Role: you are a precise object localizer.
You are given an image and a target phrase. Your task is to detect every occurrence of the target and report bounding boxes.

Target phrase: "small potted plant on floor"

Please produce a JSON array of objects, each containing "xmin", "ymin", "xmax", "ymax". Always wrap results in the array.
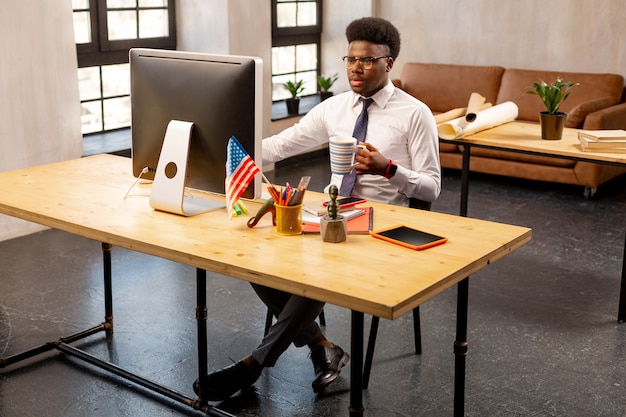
[
  {"xmin": 317, "ymin": 73, "xmax": 338, "ymax": 101},
  {"xmin": 526, "ymin": 77, "xmax": 579, "ymax": 140},
  {"xmin": 282, "ymin": 79, "xmax": 305, "ymax": 115}
]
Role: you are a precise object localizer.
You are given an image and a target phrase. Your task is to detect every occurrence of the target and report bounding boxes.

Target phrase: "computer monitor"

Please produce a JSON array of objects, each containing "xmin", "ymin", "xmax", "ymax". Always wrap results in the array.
[{"xmin": 129, "ymin": 48, "xmax": 263, "ymax": 214}]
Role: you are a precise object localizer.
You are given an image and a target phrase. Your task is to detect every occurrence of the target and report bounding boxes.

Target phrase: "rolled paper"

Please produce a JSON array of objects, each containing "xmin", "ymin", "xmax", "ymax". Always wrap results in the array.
[
  {"xmin": 438, "ymin": 101, "xmax": 519, "ymax": 140},
  {"xmin": 434, "ymin": 102, "xmax": 493, "ymax": 125},
  {"xmin": 465, "ymin": 92, "xmax": 486, "ymax": 122},
  {"xmin": 434, "ymin": 107, "xmax": 467, "ymax": 124}
]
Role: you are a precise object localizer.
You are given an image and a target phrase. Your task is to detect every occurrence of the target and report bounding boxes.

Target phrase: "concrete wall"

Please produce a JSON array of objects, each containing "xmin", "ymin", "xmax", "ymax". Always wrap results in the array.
[
  {"xmin": 0, "ymin": 1, "xmax": 82, "ymax": 241},
  {"xmin": 380, "ymin": 1, "xmax": 626, "ymax": 81}
]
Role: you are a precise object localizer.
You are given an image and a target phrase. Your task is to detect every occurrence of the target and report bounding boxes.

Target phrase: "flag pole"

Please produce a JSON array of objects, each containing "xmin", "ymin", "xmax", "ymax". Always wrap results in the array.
[{"xmin": 259, "ymin": 171, "xmax": 280, "ymax": 203}]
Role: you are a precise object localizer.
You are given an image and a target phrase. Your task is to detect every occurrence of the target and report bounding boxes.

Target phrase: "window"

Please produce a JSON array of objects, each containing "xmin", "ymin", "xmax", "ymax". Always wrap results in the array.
[
  {"xmin": 73, "ymin": 0, "xmax": 176, "ymax": 134},
  {"xmin": 271, "ymin": 0, "xmax": 322, "ymax": 102}
]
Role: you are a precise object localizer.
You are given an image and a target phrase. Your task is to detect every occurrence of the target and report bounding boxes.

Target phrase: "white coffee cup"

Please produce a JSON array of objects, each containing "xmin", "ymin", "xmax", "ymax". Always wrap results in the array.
[{"xmin": 329, "ymin": 136, "xmax": 358, "ymax": 175}]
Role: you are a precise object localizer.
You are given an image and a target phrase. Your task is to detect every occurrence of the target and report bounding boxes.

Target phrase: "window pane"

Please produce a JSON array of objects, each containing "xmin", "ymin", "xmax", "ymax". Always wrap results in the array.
[
  {"xmin": 103, "ymin": 97, "xmax": 131, "ymax": 130},
  {"xmin": 78, "ymin": 67, "xmax": 101, "ymax": 101},
  {"xmin": 108, "ymin": 0, "xmax": 137, "ymax": 7},
  {"xmin": 73, "ymin": 11, "xmax": 92, "ymax": 44},
  {"xmin": 139, "ymin": 9, "xmax": 169, "ymax": 38},
  {"xmin": 139, "ymin": 0, "xmax": 167, "ymax": 6},
  {"xmin": 101, "ymin": 64, "xmax": 130, "ymax": 97},
  {"xmin": 272, "ymin": 74, "xmax": 294, "ymax": 101},
  {"xmin": 108, "ymin": 11, "xmax": 138, "ymax": 40},
  {"xmin": 81, "ymin": 101, "xmax": 103, "ymax": 134},
  {"xmin": 299, "ymin": 70, "xmax": 317, "ymax": 96},
  {"xmin": 72, "ymin": 0, "xmax": 89, "ymax": 9},
  {"xmin": 297, "ymin": 2, "xmax": 317, "ymax": 26},
  {"xmin": 295, "ymin": 43, "xmax": 316, "ymax": 72},
  {"xmin": 276, "ymin": 3, "xmax": 296, "ymax": 28},
  {"xmin": 272, "ymin": 46, "xmax": 296, "ymax": 75}
]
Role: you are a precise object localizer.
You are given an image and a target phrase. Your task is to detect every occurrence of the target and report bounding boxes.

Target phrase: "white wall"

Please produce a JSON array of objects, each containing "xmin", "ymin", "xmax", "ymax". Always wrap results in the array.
[
  {"xmin": 0, "ymin": 1, "xmax": 82, "ymax": 241},
  {"xmin": 379, "ymin": 0, "xmax": 626, "ymax": 81},
  {"xmin": 176, "ymin": 0, "xmax": 229, "ymax": 54}
]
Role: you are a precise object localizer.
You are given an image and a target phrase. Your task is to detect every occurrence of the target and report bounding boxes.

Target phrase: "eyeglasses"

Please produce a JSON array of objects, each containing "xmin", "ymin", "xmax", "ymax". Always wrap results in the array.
[{"xmin": 342, "ymin": 56, "xmax": 390, "ymax": 70}]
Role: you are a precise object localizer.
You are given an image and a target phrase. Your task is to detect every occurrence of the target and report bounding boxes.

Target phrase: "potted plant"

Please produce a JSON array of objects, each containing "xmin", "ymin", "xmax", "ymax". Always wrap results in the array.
[
  {"xmin": 526, "ymin": 77, "xmax": 579, "ymax": 140},
  {"xmin": 282, "ymin": 79, "xmax": 305, "ymax": 115},
  {"xmin": 317, "ymin": 73, "xmax": 338, "ymax": 101}
]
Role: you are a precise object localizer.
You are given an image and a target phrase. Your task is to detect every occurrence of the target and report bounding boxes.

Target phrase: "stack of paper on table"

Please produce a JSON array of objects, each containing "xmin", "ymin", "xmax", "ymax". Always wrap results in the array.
[
  {"xmin": 302, "ymin": 207, "xmax": 373, "ymax": 234},
  {"xmin": 578, "ymin": 130, "xmax": 626, "ymax": 152}
]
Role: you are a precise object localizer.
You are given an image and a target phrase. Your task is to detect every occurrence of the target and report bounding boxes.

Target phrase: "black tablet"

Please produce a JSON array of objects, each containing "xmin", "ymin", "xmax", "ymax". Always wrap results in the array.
[{"xmin": 371, "ymin": 225, "xmax": 447, "ymax": 250}]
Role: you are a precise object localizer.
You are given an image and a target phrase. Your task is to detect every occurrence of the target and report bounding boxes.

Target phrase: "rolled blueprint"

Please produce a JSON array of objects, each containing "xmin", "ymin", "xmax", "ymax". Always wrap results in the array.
[
  {"xmin": 465, "ymin": 92, "xmax": 486, "ymax": 122},
  {"xmin": 434, "ymin": 102, "xmax": 493, "ymax": 125},
  {"xmin": 438, "ymin": 101, "xmax": 519, "ymax": 140}
]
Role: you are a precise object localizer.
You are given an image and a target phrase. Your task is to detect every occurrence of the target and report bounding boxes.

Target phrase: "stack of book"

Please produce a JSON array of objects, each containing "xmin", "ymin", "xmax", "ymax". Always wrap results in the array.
[{"xmin": 578, "ymin": 129, "xmax": 626, "ymax": 152}]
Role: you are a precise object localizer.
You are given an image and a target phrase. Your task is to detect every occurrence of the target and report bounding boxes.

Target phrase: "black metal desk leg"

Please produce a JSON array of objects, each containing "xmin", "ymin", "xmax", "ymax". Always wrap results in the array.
[
  {"xmin": 460, "ymin": 145, "xmax": 471, "ymax": 218},
  {"xmin": 196, "ymin": 268, "xmax": 209, "ymax": 400},
  {"xmin": 454, "ymin": 277, "xmax": 469, "ymax": 417},
  {"xmin": 618, "ymin": 233, "xmax": 626, "ymax": 323},
  {"xmin": 349, "ymin": 311, "xmax": 364, "ymax": 417},
  {"xmin": 101, "ymin": 243, "xmax": 114, "ymax": 334}
]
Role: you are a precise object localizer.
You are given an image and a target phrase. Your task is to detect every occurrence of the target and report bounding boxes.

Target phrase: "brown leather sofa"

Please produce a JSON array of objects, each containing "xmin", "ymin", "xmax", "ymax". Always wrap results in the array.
[{"xmin": 394, "ymin": 63, "xmax": 626, "ymax": 195}]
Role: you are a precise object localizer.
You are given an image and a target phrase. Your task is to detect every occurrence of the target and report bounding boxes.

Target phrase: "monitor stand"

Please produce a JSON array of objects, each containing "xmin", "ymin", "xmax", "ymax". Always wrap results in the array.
[{"xmin": 149, "ymin": 120, "xmax": 225, "ymax": 216}]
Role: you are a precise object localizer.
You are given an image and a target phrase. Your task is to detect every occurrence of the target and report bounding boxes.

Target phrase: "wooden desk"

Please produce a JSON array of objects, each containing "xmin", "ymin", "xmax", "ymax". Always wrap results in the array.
[
  {"xmin": 0, "ymin": 154, "xmax": 530, "ymax": 416},
  {"xmin": 441, "ymin": 121, "xmax": 626, "ymax": 322}
]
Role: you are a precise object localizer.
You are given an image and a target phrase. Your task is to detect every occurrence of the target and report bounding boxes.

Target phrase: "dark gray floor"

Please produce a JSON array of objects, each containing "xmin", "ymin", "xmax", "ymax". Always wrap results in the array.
[{"xmin": 1, "ymin": 150, "xmax": 626, "ymax": 417}]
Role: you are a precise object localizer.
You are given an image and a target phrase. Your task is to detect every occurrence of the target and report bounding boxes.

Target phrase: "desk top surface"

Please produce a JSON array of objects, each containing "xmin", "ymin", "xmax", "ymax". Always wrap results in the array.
[
  {"xmin": 0, "ymin": 155, "xmax": 530, "ymax": 319},
  {"xmin": 446, "ymin": 121, "xmax": 626, "ymax": 165}
]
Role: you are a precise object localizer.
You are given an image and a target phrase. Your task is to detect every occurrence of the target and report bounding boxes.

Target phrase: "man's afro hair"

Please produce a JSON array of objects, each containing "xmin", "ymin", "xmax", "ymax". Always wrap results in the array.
[{"xmin": 345, "ymin": 17, "xmax": 401, "ymax": 60}]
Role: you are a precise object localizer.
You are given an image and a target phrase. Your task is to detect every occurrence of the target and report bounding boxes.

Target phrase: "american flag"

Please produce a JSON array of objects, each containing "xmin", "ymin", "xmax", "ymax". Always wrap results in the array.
[{"xmin": 225, "ymin": 136, "xmax": 260, "ymax": 218}]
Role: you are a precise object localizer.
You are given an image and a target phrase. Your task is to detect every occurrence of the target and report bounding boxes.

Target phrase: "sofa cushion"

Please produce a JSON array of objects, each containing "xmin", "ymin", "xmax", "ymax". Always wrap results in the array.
[
  {"xmin": 496, "ymin": 69, "xmax": 625, "ymax": 122},
  {"xmin": 565, "ymin": 96, "xmax": 616, "ymax": 128},
  {"xmin": 399, "ymin": 63, "xmax": 505, "ymax": 113}
]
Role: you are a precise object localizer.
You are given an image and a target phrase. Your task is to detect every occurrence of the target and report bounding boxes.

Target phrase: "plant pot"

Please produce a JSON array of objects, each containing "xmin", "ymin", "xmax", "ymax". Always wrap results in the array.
[
  {"xmin": 320, "ymin": 91, "xmax": 333, "ymax": 101},
  {"xmin": 319, "ymin": 215, "xmax": 347, "ymax": 243},
  {"xmin": 285, "ymin": 98, "xmax": 300, "ymax": 115},
  {"xmin": 539, "ymin": 112, "xmax": 567, "ymax": 140}
]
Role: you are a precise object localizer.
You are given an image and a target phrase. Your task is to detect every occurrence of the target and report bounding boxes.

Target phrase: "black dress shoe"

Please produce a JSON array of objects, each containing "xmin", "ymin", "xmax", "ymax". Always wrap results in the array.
[
  {"xmin": 193, "ymin": 361, "xmax": 261, "ymax": 401},
  {"xmin": 310, "ymin": 344, "xmax": 350, "ymax": 393}
]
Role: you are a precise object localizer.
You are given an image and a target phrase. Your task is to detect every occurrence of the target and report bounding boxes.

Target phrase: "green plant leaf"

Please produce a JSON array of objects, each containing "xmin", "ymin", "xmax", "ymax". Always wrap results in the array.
[
  {"xmin": 526, "ymin": 77, "xmax": 579, "ymax": 114},
  {"xmin": 282, "ymin": 79, "xmax": 305, "ymax": 99},
  {"xmin": 316, "ymin": 73, "xmax": 338, "ymax": 92}
]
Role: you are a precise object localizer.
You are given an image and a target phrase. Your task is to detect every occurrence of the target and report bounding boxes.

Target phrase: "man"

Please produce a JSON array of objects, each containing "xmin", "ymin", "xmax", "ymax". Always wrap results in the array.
[{"xmin": 194, "ymin": 16, "xmax": 441, "ymax": 402}]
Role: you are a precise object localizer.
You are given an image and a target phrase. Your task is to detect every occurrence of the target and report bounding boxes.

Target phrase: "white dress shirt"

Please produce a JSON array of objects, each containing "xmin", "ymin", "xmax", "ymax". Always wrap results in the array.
[{"xmin": 263, "ymin": 80, "xmax": 441, "ymax": 206}]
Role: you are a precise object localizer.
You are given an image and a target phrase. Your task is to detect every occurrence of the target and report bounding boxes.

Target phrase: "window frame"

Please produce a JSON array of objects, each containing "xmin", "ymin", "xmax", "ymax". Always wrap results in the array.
[
  {"xmin": 76, "ymin": 0, "xmax": 177, "ymax": 69},
  {"xmin": 271, "ymin": 0, "xmax": 323, "ymax": 105},
  {"xmin": 74, "ymin": 0, "xmax": 176, "ymax": 135}
]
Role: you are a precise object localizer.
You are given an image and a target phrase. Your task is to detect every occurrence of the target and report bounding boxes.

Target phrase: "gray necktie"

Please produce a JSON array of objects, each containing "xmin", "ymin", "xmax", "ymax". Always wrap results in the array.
[{"xmin": 339, "ymin": 97, "xmax": 373, "ymax": 196}]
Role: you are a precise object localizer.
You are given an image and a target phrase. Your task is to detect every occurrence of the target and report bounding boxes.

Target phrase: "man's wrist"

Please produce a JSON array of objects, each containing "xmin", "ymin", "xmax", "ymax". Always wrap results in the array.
[{"xmin": 384, "ymin": 159, "xmax": 398, "ymax": 179}]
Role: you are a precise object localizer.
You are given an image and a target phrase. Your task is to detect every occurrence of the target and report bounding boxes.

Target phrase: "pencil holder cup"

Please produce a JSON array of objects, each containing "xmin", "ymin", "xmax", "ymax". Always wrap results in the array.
[{"xmin": 275, "ymin": 204, "xmax": 303, "ymax": 236}]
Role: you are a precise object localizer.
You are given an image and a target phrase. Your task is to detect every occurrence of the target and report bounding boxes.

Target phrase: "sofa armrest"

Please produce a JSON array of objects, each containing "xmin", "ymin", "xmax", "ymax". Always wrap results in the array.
[
  {"xmin": 392, "ymin": 78, "xmax": 402, "ymax": 88},
  {"xmin": 583, "ymin": 102, "xmax": 626, "ymax": 130}
]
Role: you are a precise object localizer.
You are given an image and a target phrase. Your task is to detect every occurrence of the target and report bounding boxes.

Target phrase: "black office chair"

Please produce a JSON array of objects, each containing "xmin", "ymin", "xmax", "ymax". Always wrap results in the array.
[
  {"xmin": 264, "ymin": 198, "xmax": 430, "ymax": 390},
  {"xmin": 362, "ymin": 197, "xmax": 430, "ymax": 389}
]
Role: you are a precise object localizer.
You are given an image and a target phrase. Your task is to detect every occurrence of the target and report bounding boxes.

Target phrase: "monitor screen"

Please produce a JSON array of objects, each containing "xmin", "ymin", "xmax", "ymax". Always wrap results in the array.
[{"xmin": 130, "ymin": 48, "xmax": 262, "ymax": 201}]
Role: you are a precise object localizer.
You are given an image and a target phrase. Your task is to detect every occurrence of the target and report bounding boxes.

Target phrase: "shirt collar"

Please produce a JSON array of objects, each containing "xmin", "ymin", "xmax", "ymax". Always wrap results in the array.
[{"xmin": 351, "ymin": 80, "xmax": 395, "ymax": 109}]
